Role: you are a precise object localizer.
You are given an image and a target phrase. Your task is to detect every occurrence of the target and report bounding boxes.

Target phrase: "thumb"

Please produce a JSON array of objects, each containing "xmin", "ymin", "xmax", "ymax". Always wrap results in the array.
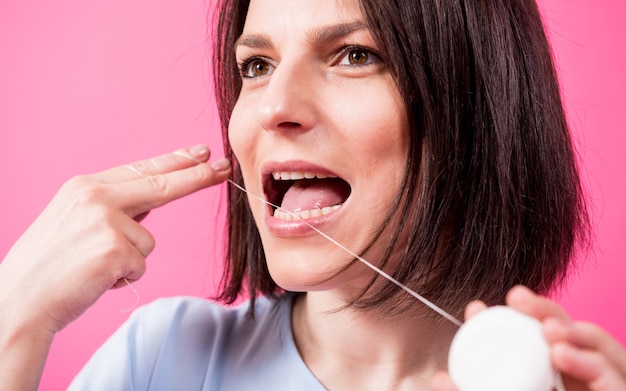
[{"xmin": 431, "ymin": 371, "xmax": 459, "ymax": 391}]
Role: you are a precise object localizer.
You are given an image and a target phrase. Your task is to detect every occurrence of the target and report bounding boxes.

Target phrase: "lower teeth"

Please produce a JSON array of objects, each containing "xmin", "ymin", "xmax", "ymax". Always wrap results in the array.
[{"xmin": 273, "ymin": 204, "xmax": 341, "ymax": 221}]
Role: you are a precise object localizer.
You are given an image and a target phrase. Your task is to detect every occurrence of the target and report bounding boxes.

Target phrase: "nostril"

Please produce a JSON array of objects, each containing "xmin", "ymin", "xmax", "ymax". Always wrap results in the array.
[{"xmin": 277, "ymin": 121, "xmax": 301, "ymax": 129}]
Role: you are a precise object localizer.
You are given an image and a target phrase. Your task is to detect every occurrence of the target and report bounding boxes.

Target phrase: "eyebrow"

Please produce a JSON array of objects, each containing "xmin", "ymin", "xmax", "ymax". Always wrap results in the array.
[
  {"xmin": 234, "ymin": 33, "xmax": 274, "ymax": 50},
  {"xmin": 234, "ymin": 21, "xmax": 369, "ymax": 51},
  {"xmin": 307, "ymin": 21, "xmax": 369, "ymax": 46}
]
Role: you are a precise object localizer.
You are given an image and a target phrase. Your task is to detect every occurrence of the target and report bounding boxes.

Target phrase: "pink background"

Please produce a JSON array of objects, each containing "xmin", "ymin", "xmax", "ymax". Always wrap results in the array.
[{"xmin": 0, "ymin": 0, "xmax": 624, "ymax": 389}]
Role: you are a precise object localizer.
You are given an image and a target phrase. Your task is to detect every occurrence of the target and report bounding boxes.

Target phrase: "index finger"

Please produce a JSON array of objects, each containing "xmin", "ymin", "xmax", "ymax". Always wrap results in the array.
[
  {"xmin": 94, "ymin": 144, "xmax": 212, "ymax": 183},
  {"xmin": 545, "ymin": 320, "xmax": 626, "ymax": 372},
  {"xmin": 505, "ymin": 285, "xmax": 571, "ymax": 322},
  {"xmin": 113, "ymin": 157, "xmax": 231, "ymax": 218}
]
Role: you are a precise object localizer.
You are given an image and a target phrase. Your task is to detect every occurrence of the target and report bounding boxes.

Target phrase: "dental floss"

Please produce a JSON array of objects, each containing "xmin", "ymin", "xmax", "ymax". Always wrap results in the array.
[
  {"xmin": 119, "ymin": 164, "xmax": 148, "ymax": 313},
  {"xmin": 117, "ymin": 162, "xmax": 561, "ymax": 388},
  {"xmin": 120, "ymin": 277, "xmax": 140, "ymax": 313},
  {"xmin": 118, "ymin": 153, "xmax": 199, "ymax": 314},
  {"xmin": 226, "ymin": 179, "xmax": 566, "ymax": 391},
  {"xmin": 226, "ymin": 179, "xmax": 462, "ymax": 326},
  {"xmin": 448, "ymin": 306, "xmax": 559, "ymax": 391},
  {"xmin": 149, "ymin": 158, "xmax": 160, "ymax": 172},
  {"xmin": 123, "ymin": 164, "xmax": 145, "ymax": 178}
]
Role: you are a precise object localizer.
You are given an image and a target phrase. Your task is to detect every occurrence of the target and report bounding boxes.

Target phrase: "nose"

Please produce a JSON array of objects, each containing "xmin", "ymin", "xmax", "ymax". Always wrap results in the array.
[{"xmin": 255, "ymin": 59, "xmax": 316, "ymax": 133}]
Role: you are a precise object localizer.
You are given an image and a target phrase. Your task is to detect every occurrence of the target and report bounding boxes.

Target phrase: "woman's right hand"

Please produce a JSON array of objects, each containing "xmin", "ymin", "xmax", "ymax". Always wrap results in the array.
[{"xmin": 0, "ymin": 144, "xmax": 230, "ymax": 389}]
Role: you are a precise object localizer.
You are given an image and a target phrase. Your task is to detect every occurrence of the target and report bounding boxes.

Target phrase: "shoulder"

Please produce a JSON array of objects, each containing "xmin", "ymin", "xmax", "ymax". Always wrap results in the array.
[
  {"xmin": 71, "ymin": 293, "xmax": 324, "ymax": 390},
  {"xmin": 131, "ymin": 294, "xmax": 289, "ymax": 356},
  {"xmin": 130, "ymin": 294, "xmax": 307, "ymax": 388},
  {"xmin": 134, "ymin": 294, "xmax": 287, "ymax": 338}
]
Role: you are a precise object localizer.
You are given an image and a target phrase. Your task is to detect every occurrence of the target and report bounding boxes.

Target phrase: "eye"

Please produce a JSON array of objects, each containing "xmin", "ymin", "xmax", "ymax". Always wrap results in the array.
[
  {"xmin": 337, "ymin": 46, "xmax": 380, "ymax": 66},
  {"xmin": 238, "ymin": 57, "xmax": 274, "ymax": 79}
]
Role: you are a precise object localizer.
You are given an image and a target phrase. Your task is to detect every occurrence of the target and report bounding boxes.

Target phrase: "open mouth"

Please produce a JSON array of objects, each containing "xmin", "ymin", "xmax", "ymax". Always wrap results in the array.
[{"xmin": 263, "ymin": 171, "xmax": 351, "ymax": 221}]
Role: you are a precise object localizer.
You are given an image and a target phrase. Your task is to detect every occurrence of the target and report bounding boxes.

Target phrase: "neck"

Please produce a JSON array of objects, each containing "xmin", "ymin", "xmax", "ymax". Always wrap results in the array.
[{"xmin": 291, "ymin": 291, "xmax": 458, "ymax": 391}]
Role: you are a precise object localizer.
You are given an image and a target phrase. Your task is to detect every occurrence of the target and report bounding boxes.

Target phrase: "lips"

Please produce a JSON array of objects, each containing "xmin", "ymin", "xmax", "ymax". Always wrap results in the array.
[{"xmin": 262, "ymin": 164, "xmax": 351, "ymax": 222}]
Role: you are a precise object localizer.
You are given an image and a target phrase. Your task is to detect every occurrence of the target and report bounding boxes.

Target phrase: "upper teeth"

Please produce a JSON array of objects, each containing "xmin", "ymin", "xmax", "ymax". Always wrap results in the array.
[{"xmin": 272, "ymin": 171, "xmax": 336, "ymax": 180}]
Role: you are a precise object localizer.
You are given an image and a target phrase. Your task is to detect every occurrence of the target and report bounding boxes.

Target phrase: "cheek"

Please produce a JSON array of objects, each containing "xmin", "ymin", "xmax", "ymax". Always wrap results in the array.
[
  {"xmin": 227, "ymin": 102, "xmax": 255, "ymax": 172},
  {"xmin": 227, "ymin": 102, "xmax": 268, "ymax": 216},
  {"xmin": 340, "ymin": 87, "xmax": 409, "ymax": 170},
  {"xmin": 227, "ymin": 104, "xmax": 244, "ymax": 157}
]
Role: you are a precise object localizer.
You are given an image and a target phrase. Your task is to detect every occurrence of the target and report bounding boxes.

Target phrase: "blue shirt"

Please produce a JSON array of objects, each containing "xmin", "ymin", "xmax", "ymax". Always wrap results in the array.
[{"xmin": 69, "ymin": 293, "xmax": 325, "ymax": 390}]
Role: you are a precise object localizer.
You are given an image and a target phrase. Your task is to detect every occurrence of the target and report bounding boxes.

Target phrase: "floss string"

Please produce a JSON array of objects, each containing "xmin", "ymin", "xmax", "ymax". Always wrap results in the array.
[
  {"xmin": 120, "ymin": 277, "xmax": 140, "ymax": 313},
  {"xmin": 228, "ymin": 179, "xmax": 569, "ymax": 390},
  {"xmin": 226, "ymin": 179, "xmax": 463, "ymax": 327}
]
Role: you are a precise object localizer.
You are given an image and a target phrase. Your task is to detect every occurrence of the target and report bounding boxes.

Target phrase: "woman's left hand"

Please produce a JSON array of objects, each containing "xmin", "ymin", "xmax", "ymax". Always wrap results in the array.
[{"xmin": 431, "ymin": 285, "xmax": 626, "ymax": 391}]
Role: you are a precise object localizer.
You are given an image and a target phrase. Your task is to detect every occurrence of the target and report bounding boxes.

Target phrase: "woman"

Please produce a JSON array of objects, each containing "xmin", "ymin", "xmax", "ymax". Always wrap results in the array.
[{"xmin": 0, "ymin": 0, "xmax": 624, "ymax": 390}]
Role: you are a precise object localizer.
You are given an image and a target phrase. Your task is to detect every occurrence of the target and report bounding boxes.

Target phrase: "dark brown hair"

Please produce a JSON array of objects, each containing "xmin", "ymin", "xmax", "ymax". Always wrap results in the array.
[{"xmin": 212, "ymin": 0, "xmax": 589, "ymax": 317}]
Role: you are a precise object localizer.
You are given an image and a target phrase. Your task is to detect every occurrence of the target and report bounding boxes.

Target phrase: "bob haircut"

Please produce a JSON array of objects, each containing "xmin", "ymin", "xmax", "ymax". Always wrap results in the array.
[{"xmin": 212, "ymin": 0, "xmax": 589, "ymax": 317}]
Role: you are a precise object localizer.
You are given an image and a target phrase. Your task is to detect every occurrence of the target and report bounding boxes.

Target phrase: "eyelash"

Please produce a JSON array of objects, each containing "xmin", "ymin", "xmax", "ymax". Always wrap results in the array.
[
  {"xmin": 236, "ymin": 45, "xmax": 382, "ymax": 79},
  {"xmin": 237, "ymin": 54, "xmax": 270, "ymax": 79},
  {"xmin": 336, "ymin": 45, "xmax": 382, "ymax": 67}
]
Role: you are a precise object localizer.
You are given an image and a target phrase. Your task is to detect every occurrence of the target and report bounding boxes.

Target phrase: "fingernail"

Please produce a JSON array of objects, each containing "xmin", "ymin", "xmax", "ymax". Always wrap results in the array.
[
  {"xmin": 210, "ymin": 158, "xmax": 231, "ymax": 172},
  {"xmin": 189, "ymin": 144, "xmax": 209, "ymax": 159}
]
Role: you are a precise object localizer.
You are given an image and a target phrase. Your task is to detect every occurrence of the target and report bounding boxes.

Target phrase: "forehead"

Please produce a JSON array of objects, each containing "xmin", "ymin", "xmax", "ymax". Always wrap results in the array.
[{"xmin": 242, "ymin": 0, "xmax": 365, "ymax": 36}]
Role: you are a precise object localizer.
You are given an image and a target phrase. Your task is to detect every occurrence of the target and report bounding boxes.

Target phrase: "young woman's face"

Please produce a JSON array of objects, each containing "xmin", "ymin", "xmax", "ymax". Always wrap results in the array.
[{"xmin": 228, "ymin": 0, "xmax": 409, "ymax": 293}]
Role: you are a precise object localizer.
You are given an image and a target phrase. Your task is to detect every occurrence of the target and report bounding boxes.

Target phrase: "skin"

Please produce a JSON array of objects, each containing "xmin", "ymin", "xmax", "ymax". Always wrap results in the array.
[
  {"xmin": 431, "ymin": 286, "xmax": 626, "ymax": 391},
  {"xmin": 0, "ymin": 145, "xmax": 231, "ymax": 390},
  {"xmin": 229, "ymin": 0, "xmax": 409, "ymax": 297},
  {"xmin": 0, "ymin": 0, "xmax": 624, "ymax": 390},
  {"xmin": 230, "ymin": 0, "xmax": 626, "ymax": 389},
  {"xmin": 228, "ymin": 1, "xmax": 450, "ymax": 388}
]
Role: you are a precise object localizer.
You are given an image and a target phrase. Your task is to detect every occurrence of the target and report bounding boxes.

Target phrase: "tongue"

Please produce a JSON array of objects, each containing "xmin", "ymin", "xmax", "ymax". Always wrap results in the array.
[{"xmin": 281, "ymin": 179, "xmax": 350, "ymax": 212}]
